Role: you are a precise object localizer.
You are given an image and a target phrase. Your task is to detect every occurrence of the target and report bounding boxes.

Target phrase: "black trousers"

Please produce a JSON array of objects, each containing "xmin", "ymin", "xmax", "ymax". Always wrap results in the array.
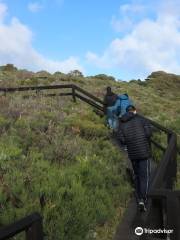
[{"xmin": 131, "ymin": 158, "xmax": 151, "ymax": 202}]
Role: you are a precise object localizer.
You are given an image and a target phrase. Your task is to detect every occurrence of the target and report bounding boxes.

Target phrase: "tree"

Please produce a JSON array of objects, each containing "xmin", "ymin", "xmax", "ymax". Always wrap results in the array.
[
  {"xmin": 68, "ymin": 70, "xmax": 84, "ymax": 77},
  {"xmin": 94, "ymin": 74, "xmax": 115, "ymax": 81},
  {"xmin": 2, "ymin": 64, "xmax": 17, "ymax": 72}
]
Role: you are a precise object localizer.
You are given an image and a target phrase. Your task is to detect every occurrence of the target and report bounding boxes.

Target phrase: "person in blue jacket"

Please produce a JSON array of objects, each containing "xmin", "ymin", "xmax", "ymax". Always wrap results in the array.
[{"xmin": 115, "ymin": 93, "xmax": 133, "ymax": 117}]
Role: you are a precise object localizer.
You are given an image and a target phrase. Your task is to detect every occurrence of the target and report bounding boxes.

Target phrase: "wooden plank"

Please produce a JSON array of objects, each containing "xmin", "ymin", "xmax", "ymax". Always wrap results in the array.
[
  {"xmin": 22, "ymin": 92, "xmax": 72, "ymax": 99},
  {"xmin": 139, "ymin": 115, "xmax": 173, "ymax": 135},
  {"xmin": 0, "ymin": 213, "xmax": 42, "ymax": 240},
  {"xmin": 74, "ymin": 85, "xmax": 104, "ymax": 105},
  {"xmin": 150, "ymin": 139, "xmax": 166, "ymax": 152},
  {"xmin": 75, "ymin": 93, "xmax": 104, "ymax": 112},
  {"xmin": 0, "ymin": 84, "xmax": 73, "ymax": 92}
]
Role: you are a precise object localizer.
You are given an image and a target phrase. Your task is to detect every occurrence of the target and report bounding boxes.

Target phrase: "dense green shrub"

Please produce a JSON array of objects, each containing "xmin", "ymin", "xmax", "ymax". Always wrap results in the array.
[
  {"xmin": 0, "ymin": 65, "xmax": 179, "ymax": 239},
  {"xmin": 0, "ymin": 136, "xmax": 131, "ymax": 239},
  {"xmin": 0, "ymin": 94, "xmax": 132, "ymax": 239}
]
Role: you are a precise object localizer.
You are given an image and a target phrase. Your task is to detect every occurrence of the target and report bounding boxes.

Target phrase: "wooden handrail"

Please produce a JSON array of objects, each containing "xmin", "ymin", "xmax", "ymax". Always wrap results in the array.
[
  {"xmin": 0, "ymin": 84, "xmax": 73, "ymax": 92},
  {"xmin": 74, "ymin": 85, "xmax": 104, "ymax": 105},
  {"xmin": 0, "ymin": 213, "xmax": 43, "ymax": 240}
]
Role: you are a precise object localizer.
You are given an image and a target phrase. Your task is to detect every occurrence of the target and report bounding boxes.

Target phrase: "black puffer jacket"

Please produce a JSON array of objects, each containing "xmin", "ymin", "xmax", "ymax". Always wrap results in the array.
[{"xmin": 117, "ymin": 112, "xmax": 152, "ymax": 160}]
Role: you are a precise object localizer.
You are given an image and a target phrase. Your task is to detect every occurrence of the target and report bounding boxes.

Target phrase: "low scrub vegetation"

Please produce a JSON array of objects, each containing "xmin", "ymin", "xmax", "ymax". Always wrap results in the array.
[
  {"xmin": 0, "ymin": 93, "xmax": 131, "ymax": 239},
  {"xmin": 0, "ymin": 64, "xmax": 179, "ymax": 239}
]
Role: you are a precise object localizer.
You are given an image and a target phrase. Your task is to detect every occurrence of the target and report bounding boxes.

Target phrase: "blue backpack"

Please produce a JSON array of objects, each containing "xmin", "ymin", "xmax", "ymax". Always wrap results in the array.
[{"xmin": 114, "ymin": 94, "xmax": 133, "ymax": 117}]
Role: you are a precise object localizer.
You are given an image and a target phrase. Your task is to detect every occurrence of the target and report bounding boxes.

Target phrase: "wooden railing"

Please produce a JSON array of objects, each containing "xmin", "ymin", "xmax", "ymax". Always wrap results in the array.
[
  {"xmin": 0, "ymin": 84, "xmax": 179, "ymax": 240},
  {"xmin": 0, "ymin": 213, "xmax": 43, "ymax": 240},
  {"xmin": 0, "ymin": 84, "xmax": 104, "ymax": 112},
  {"xmin": 139, "ymin": 117, "xmax": 180, "ymax": 240}
]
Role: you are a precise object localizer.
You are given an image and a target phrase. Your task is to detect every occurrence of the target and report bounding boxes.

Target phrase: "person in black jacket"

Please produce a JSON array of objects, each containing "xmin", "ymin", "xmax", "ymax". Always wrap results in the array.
[
  {"xmin": 104, "ymin": 87, "xmax": 118, "ymax": 129},
  {"xmin": 117, "ymin": 105, "xmax": 152, "ymax": 211}
]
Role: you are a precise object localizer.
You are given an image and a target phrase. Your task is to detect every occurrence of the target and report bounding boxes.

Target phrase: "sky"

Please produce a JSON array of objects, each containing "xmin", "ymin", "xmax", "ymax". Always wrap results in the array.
[{"xmin": 1, "ymin": 0, "xmax": 180, "ymax": 80}]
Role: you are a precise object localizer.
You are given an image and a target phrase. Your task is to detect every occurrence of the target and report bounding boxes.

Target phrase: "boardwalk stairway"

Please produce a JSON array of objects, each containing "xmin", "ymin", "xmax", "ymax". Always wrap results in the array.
[{"xmin": 0, "ymin": 84, "xmax": 179, "ymax": 240}]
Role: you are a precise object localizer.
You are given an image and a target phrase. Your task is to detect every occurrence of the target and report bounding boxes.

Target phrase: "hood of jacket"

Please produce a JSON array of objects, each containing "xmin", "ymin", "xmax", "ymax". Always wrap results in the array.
[
  {"xmin": 118, "ymin": 94, "xmax": 129, "ymax": 100},
  {"xmin": 120, "ymin": 112, "xmax": 136, "ymax": 122}
]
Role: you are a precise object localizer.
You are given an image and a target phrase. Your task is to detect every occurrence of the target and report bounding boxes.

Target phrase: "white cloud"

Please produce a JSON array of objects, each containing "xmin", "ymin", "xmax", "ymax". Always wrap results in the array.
[
  {"xmin": 0, "ymin": 3, "xmax": 83, "ymax": 73},
  {"xmin": 0, "ymin": 2, "xmax": 7, "ymax": 22},
  {"xmin": 87, "ymin": 1, "xmax": 180, "ymax": 79},
  {"xmin": 28, "ymin": 2, "xmax": 43, "ymax": 13},
  {"xmin": 111, "ymin": 16, "xmax": 134, "ymax": 33},
  {"xmin": 86, "ymin": 51, "xmax": 110, "ymax": 69},
  {"xmin": 119, "ymin": 3, "xmax": 145, "ymax": 15},
  {"xmin": 111, "ymin": 3, "xmax": 146, "ymax": 33}
]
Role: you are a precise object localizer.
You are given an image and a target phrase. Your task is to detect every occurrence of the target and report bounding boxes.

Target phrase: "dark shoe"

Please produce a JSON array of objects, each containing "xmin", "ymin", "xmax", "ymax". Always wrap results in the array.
[
  {"xmin": 123, "ymin": 145, "xmax": 127, "ymax": 151},
  {"xmin": 138, "ymin": 200, "xmax": 147, "ymax": 212}
]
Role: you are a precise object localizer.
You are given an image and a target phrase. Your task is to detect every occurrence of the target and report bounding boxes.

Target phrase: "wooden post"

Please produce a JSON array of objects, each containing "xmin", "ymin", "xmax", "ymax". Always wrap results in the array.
[
  {"xmin": 72, "ymin": 86, "xmax": 76, "ymax": 102},
  {"xmin": 26, "ymin": 217, "xmax": 43, "ymax": 240},
  {"xmin": 166, "ymin": 192, "xmax": 180, "ymax": 240},
  {"xmin": 167, "ymin": 132, "xmax": 171, "ymax": 144},
  {"xmin": 36, "ymin": 89, "xmax": 41, "ymax": 96}
]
